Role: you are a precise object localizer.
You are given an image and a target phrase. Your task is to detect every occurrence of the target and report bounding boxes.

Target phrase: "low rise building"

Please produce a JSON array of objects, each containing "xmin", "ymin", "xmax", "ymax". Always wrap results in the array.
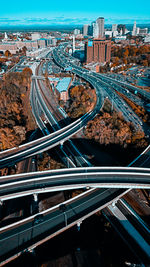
[
  {"xmin": 31, "ymin": 33, "xmax": 41, "ymax": 40},
  {"xmin": 113, "ymin": 36, "xmax": 127, "ymax": 43},
  {"xmin": 105, "ymin": 30, "xmax": 113, "ymax": 38},
  {"xmin": 0, "ymin": 42, "xmax": 18, "ymax": 54},
  {"xmin": 56, "ymin": 77, "xmax": 72, "ymax": 101},
  {"xmin": 144, "ymin": 34, "xmax": 150, "ymax": 43},
  {"xmin": 0, "ymin": 37, "xmax": 56, "ymax": 55},
  {"xmin": 26, "ymin": 47, "xmax": 51, "ymax": 59}
]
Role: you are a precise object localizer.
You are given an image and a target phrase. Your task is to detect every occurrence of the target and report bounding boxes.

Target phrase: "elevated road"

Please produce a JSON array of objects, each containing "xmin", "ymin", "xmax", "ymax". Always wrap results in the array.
[
  {"xmin": 0, "ymin": 167, "xmax": 150, "ymax": 201},
  {"xmin": 0, "ymin": 188, "xmax": 129, "ymax": 264},
  {"xmin": 101, "ymin": 74, "xmax": 150, "ymax": 102},
  {"xmin": 0, "ymin": 44, "xmax": 150, "ymax": 265},
  {"xmin": 104, "ymin": 199, "xmax": 150, "ymax": 263},
  {"xmin": 0, "ymin": 47, "xmax": 104, "ymax": 168},
  {"xmin": 0, "ymin": 111, "xmax": 94, "ymax": 168},
  {"xmin": 54, "ymin": 45, "xmax": 143, "ymax": 130},
  {"xmin": 34, "ymin": 63, "xmax": 91, "ymax": 167}
]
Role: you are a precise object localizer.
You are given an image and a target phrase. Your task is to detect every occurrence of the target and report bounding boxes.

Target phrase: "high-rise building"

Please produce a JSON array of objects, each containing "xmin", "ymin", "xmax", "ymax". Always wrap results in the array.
[
  {"xmin": 74, "ymin": 29, "xmax": 80, "ymax": 35},
  {"xmin": 139, "ymin": 28, "xmax": 148, "ymax": 36},
  {"xmin": 96, "ymin": 17, "xmax": 104, "ymax": 37},
  {"xmin": 132, "ymin": 22, "xmax": 148, "ymax": 37},
  {"xmin": 4, "ymin": 32, "xmax": 8, "ymax": 40},
  {"xmin": 132, "ymin": 21, "xmax": 137, "ymax": 36},
  {"xmin": 85, "ymin": 39, "xmax": 111, "ymax": 63},
  {"xmin": 83, "ymin": 24, "xmax": 89, "ymax": 36},
  {"xmin": 88, "ymin": 24, "xmax": 93, "ymax": 36},
  {"xmin": 136, "ymin": 27, "xmax": 140, "ymax": 35},
  {"xmin": 93, "ymin": 22, "xmax": 99, "ymax": 38},
  {"xmin": 117, "ymin": 24, "xmax": 126, "ymax": 35},
  {"xmin": 112, "ymin": 24, "xmax": 117, "ymax": 32},
  {"xmin": 112, "ymin": 24, "xmax": 118, "ymax": 37},
  {"xmin": 73, "ymin": 35, "xmax": 75, "ymax": 53}
]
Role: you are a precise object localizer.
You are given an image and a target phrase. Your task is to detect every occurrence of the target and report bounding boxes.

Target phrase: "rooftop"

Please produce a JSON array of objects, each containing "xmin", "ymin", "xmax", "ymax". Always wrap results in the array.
[{"xmin": 56, "ymin": 77, "xmax": 72, "ymax": 93}]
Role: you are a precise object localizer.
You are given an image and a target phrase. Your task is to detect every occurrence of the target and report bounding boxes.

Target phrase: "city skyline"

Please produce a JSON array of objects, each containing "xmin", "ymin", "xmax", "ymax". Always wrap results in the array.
[{"xmin": 0, "ymin": 0, "xmax": 150, "ymax": 26}]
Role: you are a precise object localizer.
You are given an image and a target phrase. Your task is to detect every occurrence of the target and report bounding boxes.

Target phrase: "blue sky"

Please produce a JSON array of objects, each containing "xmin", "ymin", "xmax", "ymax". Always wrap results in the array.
[{"xmin": 0, "ymin": 0, "xmax": 150, "ymax": 25}]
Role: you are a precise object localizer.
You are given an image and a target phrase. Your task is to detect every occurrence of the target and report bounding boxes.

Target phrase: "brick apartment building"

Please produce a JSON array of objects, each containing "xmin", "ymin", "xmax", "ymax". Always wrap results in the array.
[{"xmin": 85, "ymin": 39, "xmax": 111, "ymax": 63}]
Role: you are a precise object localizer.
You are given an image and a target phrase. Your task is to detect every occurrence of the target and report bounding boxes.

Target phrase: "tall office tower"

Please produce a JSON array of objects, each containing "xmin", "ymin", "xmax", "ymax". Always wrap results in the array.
[
  {"xmin": 74, "ymin": 29, "xmax": 80, "ymax": 35},
  {"xmin": 117, "ymin": 24, "xmax": 126, "ymax": 35},
  {"xmin": 96, "ymin": 17, "xmax": 104, "ymax": 37},
  {"xmin": 112, "ymin": 24, "xmax": 117, "ymax": 32},
  {"xmin": 83, "ymin": 24, "xmax": 89, "ymax": 36},
  {"xmin": 132, "ymin": 21, "xmax": 137, "ymax": 36},
  {"xmin": 136, "ymin": 27, "xmax": 140, "ymax": 35},
  {"xmin": 112, "ymin": 24, "xmax": 118, "ymax": 37},
  {"xmin": 120, "ymin": 29, "xmax": 123, "ymax": 36},
  {"xmin": 139, "ymin": 28, "xmax": 148, "ymax": 36},
  {"xmin": 88, "ymin": 24, "xmax": 93, "ymax": 36},
  {"xmin": 85, "ymin": 39, "xmax": 111, "ymax": 63},
  {"xmin": 4, "ymin": 32, "xmax": 8, "ymax": 40},
  {"xmin": 93, "ymin": 22, "xmax": 99, "ymax": 38},
  {"xmin": 73, "ymin": 35, "xmax": 75, "ymax": 53}
]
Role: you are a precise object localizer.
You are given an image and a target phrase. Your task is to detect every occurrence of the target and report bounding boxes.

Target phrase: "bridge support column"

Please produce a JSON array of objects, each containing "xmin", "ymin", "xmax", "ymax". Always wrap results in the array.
[
  {"xmin": 59, "ymin": 204, "xmax": 67, "ymax": 227},
  {"xmin": 60, "ymin": 141, "xmax": 64, "ymax": 148},
  {"xmin": 77, "ymin": 221, "xmax": 82, "ymax": 231},
  {"xmin": 76, "ymin": 221, "xmax": 82, "ymax": 251},
  {"xmin": 34, "ymin": 193, "xmax": 38, "ymax": 202},
  {"xmin": 28, "ymin": 247, "xmax": 36, "ymax": 256},
  {"xmin": 112, "ymin": 200, "xmax": 118, "ymax": 208},
  {"xmin": 0, "ymin": 200, "xmax": 3, "ymax": 220},
  {"xmin": 31, "ymin": 194, "xmax": 39, "ymax": 215}
]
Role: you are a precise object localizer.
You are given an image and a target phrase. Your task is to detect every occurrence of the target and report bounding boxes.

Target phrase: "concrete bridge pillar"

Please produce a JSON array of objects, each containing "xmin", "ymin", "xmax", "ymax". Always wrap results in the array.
[
  {"xmin": 60, "ymin": 141, "xmax": 64, "ymax": 147},
  {"xmin": 31, "ymin": 194, "xmax": 39, "ymax": 215},
  {"xmin": 0, "ymin": 200, "xmax": 3, "ymax": 220},
  {"xmin": 112, "ymin": 200, "xmax": 118, "ymax": 208},
  {"xmin": 77, "ymin": 221, "xmax": 82, "ymax": 231}
]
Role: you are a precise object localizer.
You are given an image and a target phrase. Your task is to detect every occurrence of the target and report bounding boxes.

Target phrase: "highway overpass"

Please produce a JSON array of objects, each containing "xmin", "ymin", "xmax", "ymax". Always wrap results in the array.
[{"xmin": 0, "ymin": 167, "xmax": 150, "ymax": 201}]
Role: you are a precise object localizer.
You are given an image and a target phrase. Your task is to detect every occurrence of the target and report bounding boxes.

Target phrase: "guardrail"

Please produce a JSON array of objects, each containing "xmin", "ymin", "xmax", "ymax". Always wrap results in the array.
[
  {"xmin": 0, "ymin": 167, "xmax": 150, "ymax": 200},
  {"xmin": 0, "ymin": 188, "xmax": 128, "ymax": 265}
]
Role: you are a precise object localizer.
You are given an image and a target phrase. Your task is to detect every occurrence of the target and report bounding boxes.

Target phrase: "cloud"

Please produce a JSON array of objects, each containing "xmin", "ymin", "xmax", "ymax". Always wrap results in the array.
[
  {"xmin": 0, "ymin": 16, "xmax": 149, "ymax": 26},
  {"xmin": 0, "ymin": 18, "xmax": 21, "ymax": 23}
]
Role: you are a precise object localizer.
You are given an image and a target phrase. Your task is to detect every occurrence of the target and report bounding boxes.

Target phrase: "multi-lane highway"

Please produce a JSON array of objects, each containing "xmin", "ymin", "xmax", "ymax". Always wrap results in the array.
[
  {"xmin": 0, "ymin": 167, "xmax": 150, "ymax": 200},
  {"xmin": 104, "ymin": 199, "xmax": 150, "ymax": 263},
  {"xmin": 103, "ymin": 73, "xmax": 150, "ymax": 101},
  {"xmin": 0, "ymin": 188, "xmax": 131, "ymax": 264},
  {"xmin": 53, "ymin": 45, "xmax": 144, "ymax": 130},
  {"xmin": 0, "ymin": 110, "xmax": 95, "ymax": 168},
  {"xmin": 0, "ymin": 46, "xmax": 105, "ymax": 168},
  {"xmin": 0, "ymin": 43, "xmax": 150, "ymax": 265},
  {"xmin": 0, "ymin": 44, "xmax": 148, "ymax": 168}
]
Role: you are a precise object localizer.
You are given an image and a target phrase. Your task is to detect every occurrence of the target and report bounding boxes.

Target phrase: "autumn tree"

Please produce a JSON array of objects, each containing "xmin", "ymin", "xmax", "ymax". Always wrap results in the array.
[
  {"xmin": 22, "ymin": 46, "xmax": 27, "ymax": 55},
  {"xmin": 141, "ymin": 60, "xmax": 148, "ymax": 67},
  {"xmin": 5, "ymin": 50, "xmax": 11, "ymax": 57},
  {"xmin": 123, "ymin": 58, "xmax": 127, "ymax": 65},
  {"xmin": 123, "ymin": 48, "xmax": 129, "ymax": 58},
  {"xmin": 22, "ymin": 67, "xmax": 32, "ymax": 77}
]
